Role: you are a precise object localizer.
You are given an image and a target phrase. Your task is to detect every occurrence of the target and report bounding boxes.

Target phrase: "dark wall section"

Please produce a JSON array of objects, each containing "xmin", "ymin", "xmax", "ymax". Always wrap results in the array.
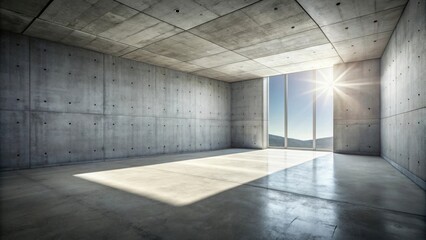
[
  {"xmin": 0, "ymin": 32, "xmax": 30, "ymax": 169},
  {"xmin": 231, "ymin": 78, "xmax": 267, "ymax": 149},
  {"xmin": 380, "ymin": 0, "xmax": 425, "ymax": 188},
  {"xmin": 0, "ymin": 31, "xmax": 231, "ymax": 170},
  {"xmin": 333, "ymin": 59, "xmax": 381, "ymax": 155}
]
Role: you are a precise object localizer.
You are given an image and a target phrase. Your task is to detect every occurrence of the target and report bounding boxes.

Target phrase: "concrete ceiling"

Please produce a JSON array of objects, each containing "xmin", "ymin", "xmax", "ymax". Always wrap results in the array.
[{"xmin": 0, "ymin": 0, "xmax": 407, "ymax": 82}]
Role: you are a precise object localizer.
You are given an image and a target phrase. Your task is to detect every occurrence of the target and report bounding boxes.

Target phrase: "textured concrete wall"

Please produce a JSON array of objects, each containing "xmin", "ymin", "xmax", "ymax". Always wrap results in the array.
[
  {"xmin": 380, "ymin": 0, "xmax": 425, "ymax": 186},
  {"xmin": 333, "ymin": 59, "xmax": 381, "ymax": 155},
  {"xmin": 231, "ymin": 78, "xmax": 267, "ymax": 149},
  {"xmin": 0, "ymin": 32, "xmax": 30, "ymax": 169},
  {"xmin": 0, "ymin": 31, "xmax": 231, "ymax": 170}
]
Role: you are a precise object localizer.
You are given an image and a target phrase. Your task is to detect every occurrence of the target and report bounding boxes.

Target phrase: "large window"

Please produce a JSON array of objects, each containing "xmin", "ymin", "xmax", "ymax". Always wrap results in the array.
[
  {"xmin": 268, "ymin": 75, "xmax": 285, "ymax": 147},
  {"xmin": 268, "ymin": 68, "xmax": 333, "ymax": 150},
  {"xmin": 287, "ymin": 71, "xmax": 314, "ymax": 148},
  {"xmin": 315, "ymin": 68, "xmax": 334, "ymax": 150}
]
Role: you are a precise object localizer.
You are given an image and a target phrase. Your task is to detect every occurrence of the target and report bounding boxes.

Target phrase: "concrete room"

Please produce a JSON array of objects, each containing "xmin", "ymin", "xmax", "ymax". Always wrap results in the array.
[{"xmin": 0, "ymin": 0, "xmax": 424, "ymax": 239}]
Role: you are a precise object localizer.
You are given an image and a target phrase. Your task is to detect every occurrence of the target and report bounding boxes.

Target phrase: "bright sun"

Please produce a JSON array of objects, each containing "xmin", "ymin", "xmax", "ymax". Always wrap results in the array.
[
  {"xmin": 326, "ymin": 79, "xmax": 335, "ymax": 93},
  {"xmin": 316, "ymin": 78, "xmax": 335, "ymax": 97}
]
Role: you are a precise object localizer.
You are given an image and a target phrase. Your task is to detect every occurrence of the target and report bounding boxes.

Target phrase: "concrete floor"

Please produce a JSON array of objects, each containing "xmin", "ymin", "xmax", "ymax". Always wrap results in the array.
[{"xmin": 1, "ymin": 149, "xmax": 425, "ymax": 239}]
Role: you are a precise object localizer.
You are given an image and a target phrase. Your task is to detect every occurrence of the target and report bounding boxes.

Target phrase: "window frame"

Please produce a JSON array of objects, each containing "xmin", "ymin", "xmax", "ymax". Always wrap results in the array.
[{"xmin": 267, "ymin": 68, "xmax": 333, "ymax": 151}]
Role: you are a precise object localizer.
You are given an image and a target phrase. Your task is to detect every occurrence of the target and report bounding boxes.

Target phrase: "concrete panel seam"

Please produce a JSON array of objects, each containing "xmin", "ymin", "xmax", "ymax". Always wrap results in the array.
[
  {"xmin": 382, "ymin": 155, "xmax": 426, "ymax": 190},
  {"xmin": 28, "ymin": 37, "xmax": 32, "ymax": 168},
  {"xmin": 380, "ymin": 107, "xmax": 426, "ymax": 119},
  {"xmin": 102, "ymin": 51, "xmax": 106, "ymax": 161}
]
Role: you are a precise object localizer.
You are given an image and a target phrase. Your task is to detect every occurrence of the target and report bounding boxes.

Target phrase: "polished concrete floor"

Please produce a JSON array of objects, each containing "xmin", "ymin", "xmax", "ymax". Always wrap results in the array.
[{"xmin": 1, "ymin": 149, "xmax": 425, "ymax": 239}]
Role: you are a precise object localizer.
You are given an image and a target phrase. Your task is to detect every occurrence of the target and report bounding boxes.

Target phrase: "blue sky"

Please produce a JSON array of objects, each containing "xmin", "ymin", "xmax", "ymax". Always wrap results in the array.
[
  {"xmin": 268, "ymin": 68, "xmax": 333, "ymax": 140},
  {"xmin": 268, "ymin": 75, "xmax": 285, "ymax": 138}
]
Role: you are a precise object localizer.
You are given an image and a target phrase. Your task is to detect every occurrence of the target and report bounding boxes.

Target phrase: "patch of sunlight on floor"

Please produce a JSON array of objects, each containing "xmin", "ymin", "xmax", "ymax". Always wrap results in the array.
[{"xmin": 74, "ymin": 149, "xmax": 331, "ymax": 206}]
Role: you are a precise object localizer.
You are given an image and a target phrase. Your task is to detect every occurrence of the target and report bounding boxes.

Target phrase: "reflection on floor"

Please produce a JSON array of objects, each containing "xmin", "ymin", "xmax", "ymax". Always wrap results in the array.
[{"xmin": 1, "ymin": 149, "xmax": 425, "ymax": 239}]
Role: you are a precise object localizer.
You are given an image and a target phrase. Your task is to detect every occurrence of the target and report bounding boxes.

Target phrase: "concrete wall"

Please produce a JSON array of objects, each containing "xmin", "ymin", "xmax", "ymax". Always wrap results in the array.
[
  {"xmin": 231, "ymin": 78, "xmax": 268, "ymax": 149},
  {"xmin": 0, "ymin": 31, "xmax": 231, "ymax": 170},
  {"xmin": 333, "ymin": 59, "xmax": 381, "ymax": 155},
  {"xmin": 380, "ymin": 0, "xmax": 425, "ymax": 187}
]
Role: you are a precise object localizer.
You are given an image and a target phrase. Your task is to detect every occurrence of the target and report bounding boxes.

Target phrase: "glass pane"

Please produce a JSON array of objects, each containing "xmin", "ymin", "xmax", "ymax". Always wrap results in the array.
[
  {"xmin": 316, "ymin": 68, "xmax": 334, "ymax": 150},
  {"xmin": 268, "ymin": 75, "xmax": 285, "ymax": 147},
  {"xmin": 287, "ymin": 71, "xmax": 314, "ymax": 148}
]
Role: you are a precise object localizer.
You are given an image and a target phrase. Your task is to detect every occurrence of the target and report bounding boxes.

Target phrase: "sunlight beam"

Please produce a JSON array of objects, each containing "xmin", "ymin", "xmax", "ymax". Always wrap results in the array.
[{"xmin": 74, "ymin": 150, "xmax": 331, "ymax": 206}]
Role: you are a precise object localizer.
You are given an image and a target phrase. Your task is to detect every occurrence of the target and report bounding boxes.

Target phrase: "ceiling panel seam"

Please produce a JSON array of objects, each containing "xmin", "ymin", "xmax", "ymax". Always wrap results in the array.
[
  {"xmin": 110, "ymin": 0, "xmax": 186, "ymax": 57},
  {"xmin": 20, "ymin": 0, "xmax": 55, "ymax": 34},
  {"xmin": 271, "ymin": 55, "xmax": 342, "ymax": 68},
  {"xmin": 372, "ymin": 2, "xmax": 409, "ymax": 58},
  {"xmin": 23, "ymin": 18, "xmax": 137, "ymax": 58},
  {"xmin": 112, "ymin": 0, "xmax": 262, "ymax": 66},
  {"xmin": 295, "ymin": 0, "xmax": 344, "ymax": 63},
  {"xmin": 317, "ymin": 4, "xmax": 409, "ymax": 28},
  {"xmin": 230, "ymin": 28, "xmax": 332, "ymax": 57},
  {"xmin": 111, "ymin": 0, "xmax": 261, "ymax": 33},
  {"xmin": 111, "ymin": 0, "xmax": 280, "ymax": 73},
  {"xmin": 184, "ymin": 0, "xmax": 263, "ymax": 31},
  {"xmin": 176, "ymin": 34, "xmax": 277, "ymax": 72},
  {"xmin": 187, "ymin": 58, "xmax": 275, "ymax": 73},
  {"xmin": 332, "ymin": 30, "xmax": 395, "ymax": 44}
]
